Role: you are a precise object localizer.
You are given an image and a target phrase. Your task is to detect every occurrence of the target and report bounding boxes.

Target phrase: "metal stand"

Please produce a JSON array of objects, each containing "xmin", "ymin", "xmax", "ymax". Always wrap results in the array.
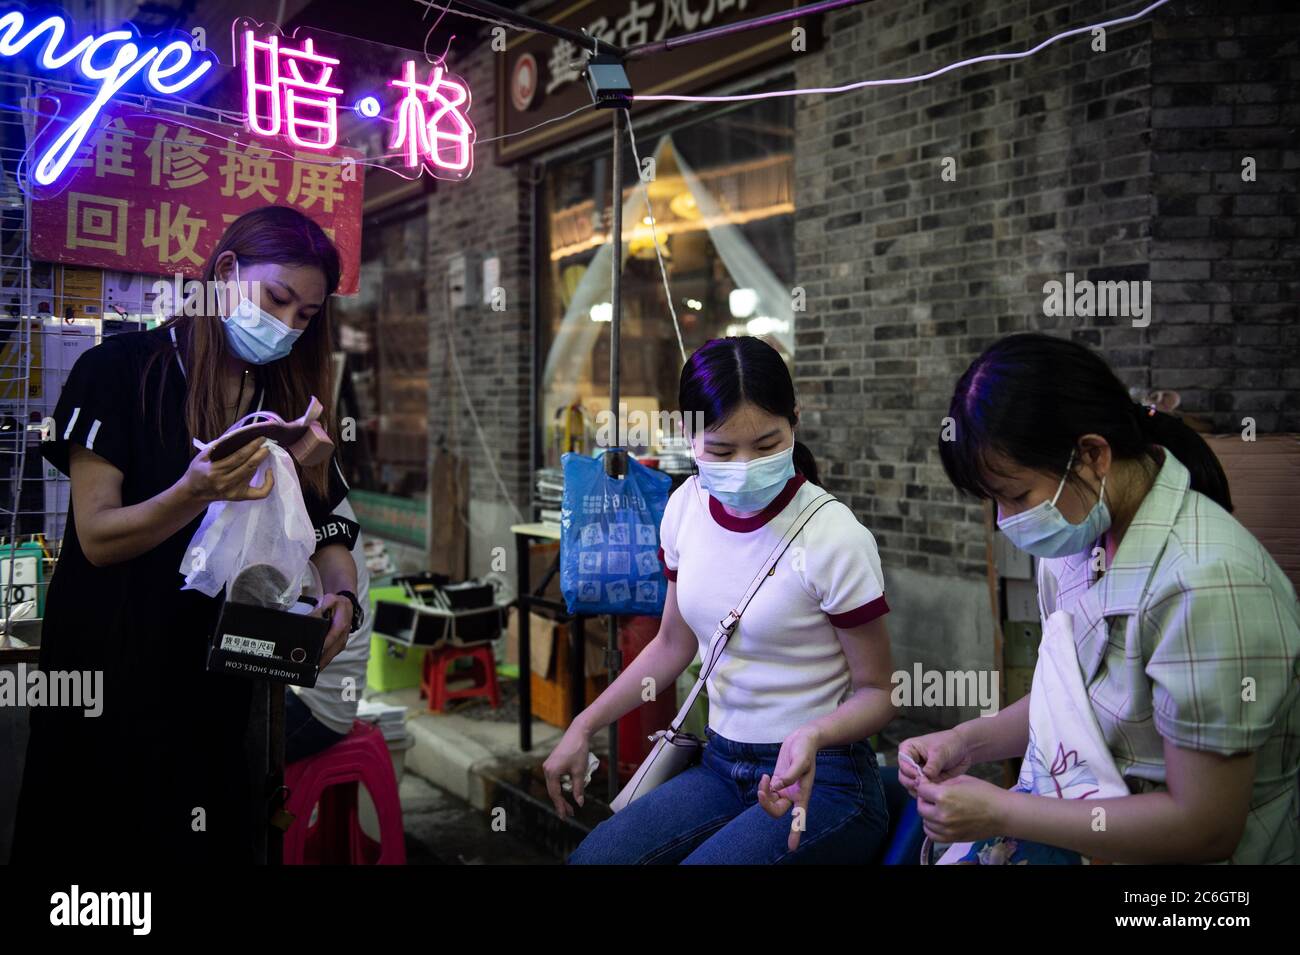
[
  {"xmin": 603, "ymin": 109, "xmax": 626, "ymax": 802},
  {"xmin": 247, "ymin": 680, "xmax": 285, "ymax": 865}
]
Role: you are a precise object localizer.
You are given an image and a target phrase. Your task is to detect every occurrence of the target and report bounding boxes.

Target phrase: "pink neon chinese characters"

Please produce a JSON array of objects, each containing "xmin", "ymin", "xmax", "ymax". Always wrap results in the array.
[
  {"xmin": 389, "ymin": 59, "xmax": 473, "ymax": 176},
  {"xmin": 241, "ymin": 29, "xmax": 342, "ymax": 150}
]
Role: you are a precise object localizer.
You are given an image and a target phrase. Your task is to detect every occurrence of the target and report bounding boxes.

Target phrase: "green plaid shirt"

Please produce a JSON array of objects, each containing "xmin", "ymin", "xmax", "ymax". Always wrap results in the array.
[{"xmin": 1037, "ymin": 448, "xmax": 1300, "ymax": 864}]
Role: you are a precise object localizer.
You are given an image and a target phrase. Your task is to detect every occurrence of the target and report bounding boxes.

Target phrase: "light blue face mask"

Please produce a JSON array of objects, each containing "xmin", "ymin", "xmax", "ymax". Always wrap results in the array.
[
  {"xmin": 696, "ymin": 445, "xmax": 796, "ymax": 512},
  {"xmin": 996, "ymin": 448, "xmax": 1110, "ymax": 559},
  {"xmin": 221, "ymin": 260, "xmax": 302, "ymax": 365}
]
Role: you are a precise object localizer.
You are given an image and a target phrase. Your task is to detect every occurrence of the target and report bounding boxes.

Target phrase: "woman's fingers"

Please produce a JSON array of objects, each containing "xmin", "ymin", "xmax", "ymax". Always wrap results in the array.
[
  {"xmin": 211, "ymin": 436, "xmax": 268, "ymax": 472},
  {"xmin": 916, "ymin": 779, "xmax": 945, "ymax": 806},
  {"xmin": 543, "ymin": 769, "xmax": 570, "ymax": 817},
  {"xmin": 757, "ymin": 774, "xmax": 792, "ymax": 818},
  {"xmin": 223, "ymin": 448, "xmax": 271, "ymax": 495},
  {"xmin": 787, "ymin": 768, "xmax": 815, "ymax": 852},
  {"xmin": 318, "ymin": 598, "xmax": 350, "ymax": 666},
  {"xmin": 228, "ymin": 463, "xmax": 274, "ymax": 501},
  {"xmin": 242, "ymin": 466, "xmax": 275, "ymax": 500},
  {"xmin": 570, "ymin": 761, "xmax": 587, "ymax": 808},
  {"xmin": 899, "ymin": 765, "xmax": 919, "ymax": 793}
]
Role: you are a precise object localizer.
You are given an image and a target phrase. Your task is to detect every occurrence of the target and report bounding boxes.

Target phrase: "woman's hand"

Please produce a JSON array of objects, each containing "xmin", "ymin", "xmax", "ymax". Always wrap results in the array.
[
  {"xmin": 915, "ymin": 775, "xmax": 1008, "ymax": 844},
  {"xmin": 315, "ymin": 593, "xmax": 353, "ymax": 667},
  {"xmin": 898, "ymin": 728, "xmax": 972, "ymax": 797},
  {"xmin": 757, "ymin": 725, "xmax": 820, "ymax": 852},
  {"xmin": 543, "ymin": 722, "xmax": 593, "ymax": 818},
  {"xmin": 181, "ymin": 437, "xmax": 274, "ymax": 504}
]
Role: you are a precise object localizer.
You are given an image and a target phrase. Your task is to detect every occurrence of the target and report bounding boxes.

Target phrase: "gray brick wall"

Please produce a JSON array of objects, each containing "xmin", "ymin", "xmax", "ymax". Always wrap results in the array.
[
  {"xmin": 1149, "ymin": 4, "xmax": 1300, "ymax": 433},
  {"xmin": 792, "ymin": 0, "xmax": 1298, "ymax": 582},
  {"xmin": 425, "ymin": 43, "xmax": 534, "ymax": 520}
]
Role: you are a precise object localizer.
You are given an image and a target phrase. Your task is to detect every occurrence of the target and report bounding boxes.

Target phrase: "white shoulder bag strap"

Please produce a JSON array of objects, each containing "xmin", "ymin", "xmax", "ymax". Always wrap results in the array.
[{"xmin": 663, "ymin": 490, "xmax": 837, "ymax": 738}]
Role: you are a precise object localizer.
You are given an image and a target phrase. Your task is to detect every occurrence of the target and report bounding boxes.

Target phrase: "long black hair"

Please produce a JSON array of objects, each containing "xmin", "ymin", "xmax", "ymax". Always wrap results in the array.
[
  {"xmin": 939, "ymin": 333, "xmax": 1232, "ymax": 511},
  {"xmin": 678, "ymin": 336, "xmax": 821, "ymax": 486}
]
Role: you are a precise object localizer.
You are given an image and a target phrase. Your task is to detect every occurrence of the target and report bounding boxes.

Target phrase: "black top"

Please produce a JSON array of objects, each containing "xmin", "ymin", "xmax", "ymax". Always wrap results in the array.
[{"xmin": 12, "ymin": 327, "xmax": 353, "ymax": 864}]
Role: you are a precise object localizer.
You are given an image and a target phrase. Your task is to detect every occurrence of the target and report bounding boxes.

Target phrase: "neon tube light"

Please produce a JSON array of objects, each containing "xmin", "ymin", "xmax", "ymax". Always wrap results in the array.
[
  {"xmin": 240, "ymin": 27, "xmax": 342, "ymax": 150},
  {"xmin": 389, "ymin": 59, "xmax": 474, "ymax": 175},
  {"xmin": 1, "ymin": 11, "xmax": 215, "ymax": 186}
]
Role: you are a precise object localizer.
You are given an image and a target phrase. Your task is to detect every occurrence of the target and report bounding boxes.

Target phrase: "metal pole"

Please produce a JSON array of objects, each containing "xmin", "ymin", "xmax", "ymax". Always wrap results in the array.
[
  {"xmin": 610, "ymin": 112, "xmax": 622, "ymax": 462},
  {"xmin": 624, "ymin": 0, "xmax": 868, "ymax": 59},
  {"xmin": 267, "ymin": 684, "xmax": 284, "ymax": 865},
  {"xmin": 605, "ymin": 109, "xmax": 624, "ymax": 802}
]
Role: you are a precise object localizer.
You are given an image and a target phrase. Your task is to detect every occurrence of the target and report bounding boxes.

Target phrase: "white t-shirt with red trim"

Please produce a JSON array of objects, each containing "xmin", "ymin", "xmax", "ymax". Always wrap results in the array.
[{"xmin": 658, "ymin": 472, "xmax": 889, "ymax": 744}]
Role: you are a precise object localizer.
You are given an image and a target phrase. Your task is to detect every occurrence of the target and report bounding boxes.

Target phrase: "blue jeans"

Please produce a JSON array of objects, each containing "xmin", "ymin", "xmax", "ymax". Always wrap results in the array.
[{"xmin": 569, "ymin": 728, "xmax": 889, "ymax": 864}]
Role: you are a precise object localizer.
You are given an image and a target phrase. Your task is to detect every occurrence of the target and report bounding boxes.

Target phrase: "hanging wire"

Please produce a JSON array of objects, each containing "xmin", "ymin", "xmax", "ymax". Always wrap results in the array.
[
  {"xmin": 621, "ymin": 108, "xmax": 687, "ymax": 365},
  {"xmin": 635, "ymin": 0, "xmax": 1173, "ymax": 102},
  {"xmin": 446, "ymin": 328, "xmax": 525, "ymax": 523}
]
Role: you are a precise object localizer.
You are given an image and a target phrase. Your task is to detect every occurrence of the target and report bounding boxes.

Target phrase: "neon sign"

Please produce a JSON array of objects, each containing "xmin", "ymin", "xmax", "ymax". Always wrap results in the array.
[
  {"xmin": 240, "ymin": 28, "xmax": 342, "ymax": 150},
  {"xmin": 236, "ymin": 20, "xmax": 474, "ymax": 182},
  {"xmin": 0, "ymin": 11, "xmax": 215, "ymax": 186},
  {"xmin": 390, "ymin": 60, "xmax": 474, "ymax": 176}
]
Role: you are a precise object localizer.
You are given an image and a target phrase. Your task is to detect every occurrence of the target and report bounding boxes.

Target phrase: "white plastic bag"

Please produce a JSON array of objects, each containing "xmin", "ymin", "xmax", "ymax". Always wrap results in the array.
[{"xmin": 179, "ymin": 440, "xmax": 316, "ymax": 610}]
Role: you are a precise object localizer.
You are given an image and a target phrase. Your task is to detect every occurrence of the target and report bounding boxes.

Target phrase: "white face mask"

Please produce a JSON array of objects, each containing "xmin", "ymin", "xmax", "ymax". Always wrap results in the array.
[
  {"xmin": 996, "ymin": 448, "xmax": 1111, "ymax": 558},
  {"xmin": 695, "ymin": 445, "xmax": 796, "ymax": 511},
  {"xmin": 221, "ymin": 259, "xmax": 302, "ymax": 364}
]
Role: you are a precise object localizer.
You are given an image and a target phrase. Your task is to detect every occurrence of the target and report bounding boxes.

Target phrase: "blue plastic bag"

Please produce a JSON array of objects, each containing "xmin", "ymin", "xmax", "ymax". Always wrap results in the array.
[{"xmin": 560, "ymin": 450, "xmax": 672, "ymax": 616}]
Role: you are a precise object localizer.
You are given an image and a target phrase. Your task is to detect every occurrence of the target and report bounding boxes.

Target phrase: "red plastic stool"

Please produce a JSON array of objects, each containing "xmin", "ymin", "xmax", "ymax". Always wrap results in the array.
[
  {"xmin": 419, "ymin": 643, "xmax": 501, "ymax": 713},
  {"xmin": 283, "ymin": 720, "xmax": 406, "ymax": 865}
]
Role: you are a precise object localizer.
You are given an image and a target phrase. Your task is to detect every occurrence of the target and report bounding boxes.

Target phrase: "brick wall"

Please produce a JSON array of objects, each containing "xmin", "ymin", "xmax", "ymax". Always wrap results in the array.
[
  {"xmin": 1149, "ymin": 4, "xmax": 1300, "ymax": 434},
  {"xmin": 425, "ymin": 41, "xmax": 534, "ymax": 525},
  {"xmin": 792, "ymin": 0, "xmax": 1298, "ymax": 583}
]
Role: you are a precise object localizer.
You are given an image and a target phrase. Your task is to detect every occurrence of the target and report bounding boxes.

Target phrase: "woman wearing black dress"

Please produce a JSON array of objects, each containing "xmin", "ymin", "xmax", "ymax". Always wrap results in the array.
[{"xmin": 12, "ymin": 206, "xmax": 361, "ymax": 864}]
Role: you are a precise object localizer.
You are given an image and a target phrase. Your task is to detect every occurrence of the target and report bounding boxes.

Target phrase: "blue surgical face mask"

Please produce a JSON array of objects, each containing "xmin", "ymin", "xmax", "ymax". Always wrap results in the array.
[
  {"xmin": 696, "ymin": 445, "xmax": 796, "ymax": 512},
  {"xmin": 221, "ymin": 260, "xmax": 302, "ymax": 365},
  {"xmin": 996, "ymin": 449, "xmax": 1110, "ymax": 559}
]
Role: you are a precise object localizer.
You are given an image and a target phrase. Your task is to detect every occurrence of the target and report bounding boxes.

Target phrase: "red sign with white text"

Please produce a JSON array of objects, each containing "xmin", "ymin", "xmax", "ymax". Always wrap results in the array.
[{"xmin": 28, "ymin": 91, "xmax": 365, "ymax": 294}]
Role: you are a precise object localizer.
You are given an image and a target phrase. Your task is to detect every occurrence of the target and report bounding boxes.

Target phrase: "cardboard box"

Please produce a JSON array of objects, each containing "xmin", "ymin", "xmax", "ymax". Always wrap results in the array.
[
  {"xmin": 526, "ymin": 540, "xmax": 563, "ymax": 603},
  {"xmin": 502, "ymin": 608, "xmax": 608, "ymax": 728},
  {"xmin": 529, "ymin": 616, "xmax": 606, "ymax": 728},
  {"xmin": 504, "ymin": 606, "xmax": 606, "ymax": 676}
]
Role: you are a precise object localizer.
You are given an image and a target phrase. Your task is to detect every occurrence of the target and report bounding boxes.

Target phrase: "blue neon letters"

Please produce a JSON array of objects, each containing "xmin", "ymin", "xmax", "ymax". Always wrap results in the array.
[{"xmin": 0, "ymin": 11, "xmax": 216, "ymax": 185}]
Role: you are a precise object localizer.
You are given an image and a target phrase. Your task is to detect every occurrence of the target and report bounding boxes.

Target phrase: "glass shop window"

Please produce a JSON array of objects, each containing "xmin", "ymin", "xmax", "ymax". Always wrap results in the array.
[
  {"xmin": 538, "ymin": 93, "xmax": 796, "ymax": 468},
  {"xmin": 332, "ymin": 205, "xmax": 429, "ymax": 497}
]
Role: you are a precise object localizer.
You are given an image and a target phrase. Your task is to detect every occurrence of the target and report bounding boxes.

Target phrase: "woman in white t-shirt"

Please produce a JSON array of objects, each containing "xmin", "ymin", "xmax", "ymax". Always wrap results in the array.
[{"xmin": 547, "ymin": 336, "xmax": 897, "ymax": 864}]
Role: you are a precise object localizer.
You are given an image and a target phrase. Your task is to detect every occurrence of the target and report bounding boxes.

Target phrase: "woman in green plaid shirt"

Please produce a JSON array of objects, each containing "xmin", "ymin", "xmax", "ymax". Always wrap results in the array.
[{"xmin": 899, "ymin": 333, "xmax": 1300, "ymax": 864}]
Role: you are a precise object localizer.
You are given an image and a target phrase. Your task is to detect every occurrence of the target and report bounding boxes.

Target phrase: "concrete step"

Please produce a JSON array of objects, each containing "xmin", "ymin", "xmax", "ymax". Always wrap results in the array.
[{"xmin": 368, "ymin": 683, "xmax": 615, "ymax": 860}]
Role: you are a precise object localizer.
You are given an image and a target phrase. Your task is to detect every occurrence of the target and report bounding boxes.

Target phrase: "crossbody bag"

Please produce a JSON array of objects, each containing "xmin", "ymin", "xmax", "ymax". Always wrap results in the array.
[{"xmin": 610, "ymin": 490, "xmax": 837, "ymax": 812}]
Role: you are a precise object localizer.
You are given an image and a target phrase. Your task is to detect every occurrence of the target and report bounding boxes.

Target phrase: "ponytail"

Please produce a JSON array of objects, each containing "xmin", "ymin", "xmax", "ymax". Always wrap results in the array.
[
  {"xmin": 941, "ymin": 333, "xmax": 1235, "ymax": 513},
  {"xmin": 1135, "ymin": 407, "xmax": 1233, "ymax": 512},
  {"xmin": 793, "ymin": 440, "xmax": 821, "ymax": 487}
]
